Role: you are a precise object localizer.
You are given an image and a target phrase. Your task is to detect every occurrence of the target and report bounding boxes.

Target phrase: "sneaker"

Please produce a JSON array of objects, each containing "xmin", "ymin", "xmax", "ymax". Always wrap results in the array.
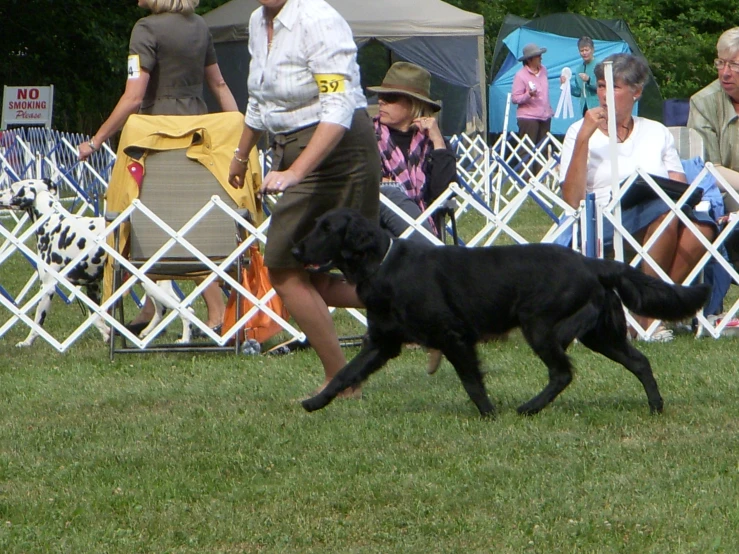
[
  {"xmin": 710, "ymin": 315, "xmax": 739, "ymax": 337},
  {"xmin": 717, "ymin": 316, "xmax": 739, "ymax": 328},
  {"xmin": 639, "ymin": 326, "xmax": 674, "ymax": 343}
]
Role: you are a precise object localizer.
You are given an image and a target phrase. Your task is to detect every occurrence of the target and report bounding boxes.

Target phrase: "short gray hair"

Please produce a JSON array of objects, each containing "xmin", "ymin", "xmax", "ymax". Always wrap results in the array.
[
  {"xmin": 594, "ymin": 53, "xmax": 649, "ymax": 91},
  {"xmin": 717, "ymin": 27, "xmax": 739, "ymax": 59},
  {"xmin": 143, "ymin": 0, "xmax": 199, "ymax": 14},
  {"xmin": 577, "ymin": 36, "xmax": 594, "ymax": 50}
]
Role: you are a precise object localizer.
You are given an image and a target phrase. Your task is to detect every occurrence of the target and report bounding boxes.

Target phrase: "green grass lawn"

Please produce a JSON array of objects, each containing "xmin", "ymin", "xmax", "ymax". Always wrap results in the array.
[
  {"xmin": 2, "ymin": 200, "xmax": 739, "ymax": 552},
  {"xmin": 1, "ymin": 334, "xmax": 738, "ymax": 553}
]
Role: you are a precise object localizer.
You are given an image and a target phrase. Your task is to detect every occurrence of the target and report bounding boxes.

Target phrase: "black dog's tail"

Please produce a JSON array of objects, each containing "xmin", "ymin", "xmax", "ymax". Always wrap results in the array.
[{"xmin": 584, "ymin": 258, "xmax": 710, "ymax": 320}]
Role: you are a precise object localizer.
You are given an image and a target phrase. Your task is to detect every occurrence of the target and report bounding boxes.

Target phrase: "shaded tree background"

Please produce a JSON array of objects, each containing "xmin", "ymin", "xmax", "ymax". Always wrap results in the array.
[{"xmin": 0, "ymin": 0, "xmax": 736, "ymax": 135}]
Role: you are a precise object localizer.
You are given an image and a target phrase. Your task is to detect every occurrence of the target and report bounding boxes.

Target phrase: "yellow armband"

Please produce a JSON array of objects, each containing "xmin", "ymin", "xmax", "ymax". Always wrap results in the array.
[{"xmin": 314, "ymin": 74, "xmax": 346, "ymax": 93}]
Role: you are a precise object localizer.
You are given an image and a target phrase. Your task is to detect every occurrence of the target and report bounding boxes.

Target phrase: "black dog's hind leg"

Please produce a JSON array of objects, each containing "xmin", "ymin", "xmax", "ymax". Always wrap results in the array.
[
  {"xmin": 578, "ymin": 330, "xmax": 664, "ymax": 414},
  {"xmin": 442, "ymin": 340, "xmax": 496, "ymax": 417},
  {"xmin": 301, "ymin": 338, "xmax": 401, "ymax": 413},
  {"xmin": 517, "ymin": 320, "xmax": 574, "ymax": 415},
  {"xmin": 579, "ymin": 289, "xmax": 663, "ymax": 413}
]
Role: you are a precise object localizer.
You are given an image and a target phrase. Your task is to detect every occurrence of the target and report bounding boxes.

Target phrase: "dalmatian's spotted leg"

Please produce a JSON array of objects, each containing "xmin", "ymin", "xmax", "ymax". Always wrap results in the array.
[
  {"xmin": 85, "ymin": 281, "xmax": 110, "ymax": 343},
  {"xmin": 17, "ymin": 279, "xmax": 55, "ymax": 347},
  {"xmin": 138, "ymin": 280, "xmax": 193, "ymax": 344}
]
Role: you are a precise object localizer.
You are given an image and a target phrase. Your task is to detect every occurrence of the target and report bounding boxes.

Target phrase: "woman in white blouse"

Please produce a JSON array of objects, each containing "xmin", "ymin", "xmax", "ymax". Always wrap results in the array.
[
  {"xmin": 229, "ymin": 0, "xmax": 381, "ymax": 395},
  {"xmin": 560, "ymin": 54, "xmax": 716, "ymax": 341}
]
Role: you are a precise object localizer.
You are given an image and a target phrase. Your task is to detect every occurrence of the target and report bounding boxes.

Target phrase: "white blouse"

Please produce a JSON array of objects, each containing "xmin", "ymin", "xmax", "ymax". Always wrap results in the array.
[
  {"xmin": 559, "ymin": 116, "xmax": 684, "ymax": 204},
  {"xmin": 245, "ymin": 0, "xmax": 366, "ymax": 134}
]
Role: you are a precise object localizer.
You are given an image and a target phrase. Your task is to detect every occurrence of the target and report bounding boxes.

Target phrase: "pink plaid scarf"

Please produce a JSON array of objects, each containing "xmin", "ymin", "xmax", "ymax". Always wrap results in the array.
[{"xmin": 374, "ymin": 117, "xmax": 431, "ymax": 205}]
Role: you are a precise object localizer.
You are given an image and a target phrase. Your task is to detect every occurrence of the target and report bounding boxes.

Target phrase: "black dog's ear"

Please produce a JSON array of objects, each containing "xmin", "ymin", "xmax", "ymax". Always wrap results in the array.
[{"xmin": 340, "ymin": 216, "xmax": 376, "ymax": 262}]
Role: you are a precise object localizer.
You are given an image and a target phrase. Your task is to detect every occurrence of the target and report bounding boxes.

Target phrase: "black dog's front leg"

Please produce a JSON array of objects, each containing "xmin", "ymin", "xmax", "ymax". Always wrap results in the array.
[{"xmin": 302, "ymin": 339, "xmax": 398, "ymax": 412}]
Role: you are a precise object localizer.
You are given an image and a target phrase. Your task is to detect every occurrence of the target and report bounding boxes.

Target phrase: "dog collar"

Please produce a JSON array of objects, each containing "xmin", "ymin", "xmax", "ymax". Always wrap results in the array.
[{"xmin": 380, "ymin": 238, "xmax": 395, "ymax": 266}]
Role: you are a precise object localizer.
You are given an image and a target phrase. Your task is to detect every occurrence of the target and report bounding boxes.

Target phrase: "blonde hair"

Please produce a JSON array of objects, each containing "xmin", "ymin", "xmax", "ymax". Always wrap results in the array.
[
  {"xmin": 717, "ymin": 27, "xmax": 739, "ymax": 59},
  {"xmin": 144, "ymin": 0, "xmax": 199, "ymax": 14},
  {"xmin": 409, "ymin": 97, "xmax": 436, "ymax": 120}
]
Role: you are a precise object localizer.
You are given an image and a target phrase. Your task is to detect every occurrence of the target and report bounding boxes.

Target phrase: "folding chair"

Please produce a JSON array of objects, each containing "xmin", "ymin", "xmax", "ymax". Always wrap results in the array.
[
  {"xmin": 432, "ymin": 198, "xmax": 459, "ymax": 245},
  {"xmin": 664, "ymin": 127, "xmax": 739, "ymax": 335},
  {"xmin": 667, "ymin": 126, "xmax": 704, "ymax": 160},
  {"xmin": 104, "ymin": 113, "xmax": 265, "ymax": 357}
]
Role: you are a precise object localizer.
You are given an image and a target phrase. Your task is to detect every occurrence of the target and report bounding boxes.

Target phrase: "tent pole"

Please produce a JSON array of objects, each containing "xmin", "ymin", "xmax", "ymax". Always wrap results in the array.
[{"xmin": 478, "ymin": 33, "xmax": 487, "ymax": 138}]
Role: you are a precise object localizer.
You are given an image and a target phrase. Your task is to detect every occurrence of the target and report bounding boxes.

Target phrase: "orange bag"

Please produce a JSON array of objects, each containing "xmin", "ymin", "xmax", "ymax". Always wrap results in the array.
[{"xmin": 222, "ymin": 245, "xmax": 289, "ymax": 344}]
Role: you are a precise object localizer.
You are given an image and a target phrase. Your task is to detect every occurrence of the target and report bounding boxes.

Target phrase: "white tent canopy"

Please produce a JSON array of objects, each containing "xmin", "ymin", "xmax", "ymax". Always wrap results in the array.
[{"xmin": 203, "ymin": 0, "xmax": 486, "ymax": 135}]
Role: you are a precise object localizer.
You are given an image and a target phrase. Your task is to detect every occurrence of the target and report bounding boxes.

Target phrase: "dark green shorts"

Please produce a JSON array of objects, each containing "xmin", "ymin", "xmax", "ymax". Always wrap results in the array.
[{"xmin": 264, "ymin": 109, "xmax": 381, "ymax": 269}]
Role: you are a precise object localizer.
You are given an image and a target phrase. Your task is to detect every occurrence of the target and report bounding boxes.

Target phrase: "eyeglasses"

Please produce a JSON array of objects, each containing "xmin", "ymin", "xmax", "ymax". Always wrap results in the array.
[
  {"xmin": 377, "ymin": 93, "xmax": 404, "ymax": 104},
  {"xmin": 714, "ymin": 58, "xmax": 739, "ymax": 73}
]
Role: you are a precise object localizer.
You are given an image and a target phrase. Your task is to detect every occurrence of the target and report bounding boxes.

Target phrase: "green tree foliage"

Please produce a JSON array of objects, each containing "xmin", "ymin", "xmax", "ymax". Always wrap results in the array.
[
  {"xmin": 0, "ymin": 0, "xmax": 141, "ymax": 131},
  {"xmin": 0, "ymin": 0, "xmax": 736, "ymax": 134},
  {"xmin": 571, "ymin": 0, "xmax": 734, "ymax": 98},
  {"xmin": 0, "ymin": 0, "xmax": 233, "ymax": 133},
  {"xmin": 448, "ymin": 0, "xmax": 738, "ymax": 98}
]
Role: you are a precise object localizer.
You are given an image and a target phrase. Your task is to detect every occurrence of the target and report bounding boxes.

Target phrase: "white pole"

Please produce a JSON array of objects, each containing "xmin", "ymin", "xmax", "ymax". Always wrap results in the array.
[
  {"xmin": 604, "ymin": 61, "xmax": 623, "ymax": 261},
  {"xmin": 502, "ymin": 92, "xmax": 512, "ymax": 159},
  {"xmin": 494, "ymin": 93, "xmax": 514, "ymax": 214}
]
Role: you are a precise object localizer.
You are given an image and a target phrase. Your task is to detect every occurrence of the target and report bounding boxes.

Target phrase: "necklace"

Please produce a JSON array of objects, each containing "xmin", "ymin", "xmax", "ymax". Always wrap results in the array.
[{"xmin": 617, "ymin": 119, "xmax": 634, "ymax": 143}]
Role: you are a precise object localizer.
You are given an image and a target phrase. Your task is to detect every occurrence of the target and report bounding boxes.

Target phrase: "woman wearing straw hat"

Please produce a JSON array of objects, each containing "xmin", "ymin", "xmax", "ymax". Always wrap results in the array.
[
  {"xmin": 511, "ymin": 43, "xmax": 554, "ymax": 147},
  {"xmin": 367, "ymin": 62, "xmax": 457, "ymax": 241}
]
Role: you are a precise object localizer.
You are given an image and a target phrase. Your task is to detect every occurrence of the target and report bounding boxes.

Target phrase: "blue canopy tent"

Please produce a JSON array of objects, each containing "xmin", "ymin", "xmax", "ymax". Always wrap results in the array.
[
  {"xmin": 491, "ymin": 30, "xmax": 629, "ymax": 135},
  {"xmin": 488, "ymin": 13, "xmax": 663, "ymax": 136}
]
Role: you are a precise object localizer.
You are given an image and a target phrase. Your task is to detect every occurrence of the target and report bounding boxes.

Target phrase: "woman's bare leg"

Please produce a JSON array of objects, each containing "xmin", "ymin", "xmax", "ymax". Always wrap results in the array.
[
  {"xmin": 668, "ymin": 222, "xmax": 714, "ymax": 284},
  {"xmin": 310, "ymin": 273, "xmax": 364, "ymax": 308},
  {"xmin": 640, "ymin": 214, "xmax": 679, "ymax": 278},
  {"xmin": 201, "ymin": 280, "xmax": 226, "ymax": 328},
  {"xmin": 131, "ymin": 279, "xmax": 225, "ymax": 329},
  {"xmin": 128, "ymin": 298, "xmax": 156, "ymax": 326},
  {"xmin": 634, "ymin": 214, "xmax": 679, "ymax": 332},
  {"xmin": 270, "ymin": 267, "xmax": 357, "ymax": 394}
]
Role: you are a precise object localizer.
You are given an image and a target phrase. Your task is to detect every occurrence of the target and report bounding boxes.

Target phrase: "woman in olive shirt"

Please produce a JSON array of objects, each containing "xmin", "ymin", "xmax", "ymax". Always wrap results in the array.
[{"xmin": 78, "ymin": 0, "xmax": 239, "ymax": 332}]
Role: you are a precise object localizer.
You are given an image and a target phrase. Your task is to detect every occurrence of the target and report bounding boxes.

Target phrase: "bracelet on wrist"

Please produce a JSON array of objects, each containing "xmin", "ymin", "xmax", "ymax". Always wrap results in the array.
[
  {"xmin": 233, "ymin": 148, "xmax": 249, "ymax": 165},
  {"xmin": 88, "ymin": 138, "xmax": 97, "ymax": 151}
]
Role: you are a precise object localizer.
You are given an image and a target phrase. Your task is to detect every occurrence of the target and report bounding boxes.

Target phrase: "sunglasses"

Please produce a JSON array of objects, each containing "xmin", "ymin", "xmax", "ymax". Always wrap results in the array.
[{"xmin": 377, "ymin": 93, "xmax": 405, "ymax": 104}]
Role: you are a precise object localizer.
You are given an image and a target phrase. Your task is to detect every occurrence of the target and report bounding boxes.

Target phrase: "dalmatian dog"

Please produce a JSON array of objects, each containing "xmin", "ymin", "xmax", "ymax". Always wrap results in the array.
[{"xmin": 0, "ymin": 178, "xmax": 192, "ymax": 347}]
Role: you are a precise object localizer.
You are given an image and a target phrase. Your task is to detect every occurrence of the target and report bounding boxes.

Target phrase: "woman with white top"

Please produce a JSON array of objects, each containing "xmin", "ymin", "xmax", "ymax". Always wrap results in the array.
[
  {"xmin": 228, "ymin": 0, "xmax": 380, "ymax": 395},
  {"xmin": 560, "ymin": 53, "xmax": 716, "ymax": 341}
]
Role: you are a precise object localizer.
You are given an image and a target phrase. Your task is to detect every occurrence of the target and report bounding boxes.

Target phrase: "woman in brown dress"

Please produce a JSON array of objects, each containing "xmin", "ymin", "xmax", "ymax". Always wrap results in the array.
[{"xmin": 78, "ymin": 0, "xmax": 239, "ymax": 333}]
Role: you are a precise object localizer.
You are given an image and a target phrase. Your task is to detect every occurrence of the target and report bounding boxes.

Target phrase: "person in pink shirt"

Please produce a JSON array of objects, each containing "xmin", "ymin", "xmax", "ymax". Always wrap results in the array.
[{"xmin": 511, "ymin": 43, "xmax": 554, "ymax": 147}]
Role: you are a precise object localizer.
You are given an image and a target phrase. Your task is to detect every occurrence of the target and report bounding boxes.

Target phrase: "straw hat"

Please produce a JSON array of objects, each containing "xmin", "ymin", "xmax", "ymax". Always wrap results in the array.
[
  {"xmin": 518, "ymin": 43, "xmax": 547, "ymax": 62},
  {"xmin": 367, "ymin": 62, "xmax": 442, "ymax": 112}
]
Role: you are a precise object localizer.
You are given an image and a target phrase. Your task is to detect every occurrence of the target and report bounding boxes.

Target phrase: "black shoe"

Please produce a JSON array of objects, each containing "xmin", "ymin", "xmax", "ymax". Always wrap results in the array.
[
  {"xmin": 191, "ymin": 324, "xmax": 222, "ymax": 339},
  {"xmin": 124, "ymin": 321, "xmax": 150, "ymax": 336},
  {"xmin": 267, "ymin": 337, "xmax": 311, "ymax": 355}
]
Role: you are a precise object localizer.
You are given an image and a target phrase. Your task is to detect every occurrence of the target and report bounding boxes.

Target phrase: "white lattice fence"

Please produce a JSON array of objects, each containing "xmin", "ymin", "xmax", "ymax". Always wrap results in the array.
[
  {"xmin": 13, "ymin": 129, "xmax": 720, "ymax": 350},
  {"xmin": 597, "ymin": 164, "xmax": 739, "ymax": 340}
]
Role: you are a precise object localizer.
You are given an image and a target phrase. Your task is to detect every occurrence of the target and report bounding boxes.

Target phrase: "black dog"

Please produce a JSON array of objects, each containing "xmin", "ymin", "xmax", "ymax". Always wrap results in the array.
[{"xmin": 292, "ymin": 208, "xmax": 710, "ymax": 417}]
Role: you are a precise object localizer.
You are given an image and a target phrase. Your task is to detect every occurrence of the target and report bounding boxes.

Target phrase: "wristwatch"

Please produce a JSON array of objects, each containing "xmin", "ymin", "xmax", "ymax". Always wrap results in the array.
[{"xmin": 88, "ymin": 138, "xmax": 97, "ymax": 151}]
